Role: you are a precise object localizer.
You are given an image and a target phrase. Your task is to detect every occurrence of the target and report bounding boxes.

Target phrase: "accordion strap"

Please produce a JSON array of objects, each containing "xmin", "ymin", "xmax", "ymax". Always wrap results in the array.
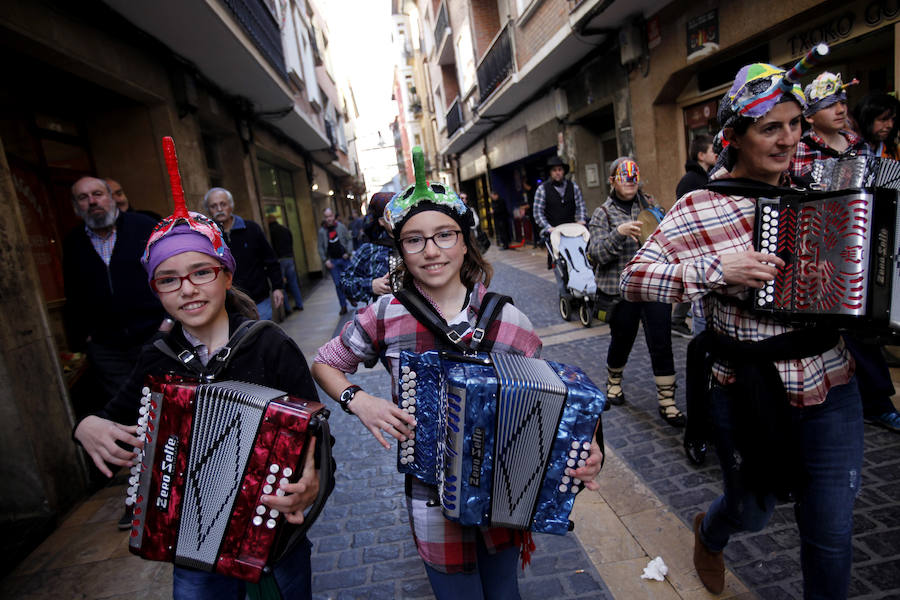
[{"xmin": 705, "ymin": 178, "xmax": 798, "ymax": 197}]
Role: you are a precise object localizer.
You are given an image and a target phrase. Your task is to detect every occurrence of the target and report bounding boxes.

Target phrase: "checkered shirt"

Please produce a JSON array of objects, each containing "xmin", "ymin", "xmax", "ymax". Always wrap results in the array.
[
  {"xmin": 314, "ymin": 282, "xmax": 542, "ymax": 573},
  {"xmin": 587, "ymin": 192, "xmax": 661, "ymax": 296},
  {"xmin": 789, "ymin": 129, "xmax": 868, "ymax": 177},
  {"xmin": 619, "ymin": 169, "xmax": 853, "ymax": 406},
  {"xmin": 85, "ymin": 224, "xmax": 117, "ymax": 266},
  {"xmin": 533, "ymin": 180, "xmax": 586, "ymax": 233},
  {"xmin": 339, "ymin": 241, "xmax": 391, "ymax": 304}
]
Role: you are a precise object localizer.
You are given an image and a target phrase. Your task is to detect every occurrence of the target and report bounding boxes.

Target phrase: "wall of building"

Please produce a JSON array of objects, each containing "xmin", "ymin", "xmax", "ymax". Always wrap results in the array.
[{"xmin": 513, "ymin": 0, "xmax": 568, "ymax": 67}]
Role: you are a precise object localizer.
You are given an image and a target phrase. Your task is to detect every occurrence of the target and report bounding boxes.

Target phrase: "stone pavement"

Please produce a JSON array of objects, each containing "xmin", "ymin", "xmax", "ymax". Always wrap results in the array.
[{"xmin": 2, "ymin": 245, "xmax": 898, "ymax": 599}]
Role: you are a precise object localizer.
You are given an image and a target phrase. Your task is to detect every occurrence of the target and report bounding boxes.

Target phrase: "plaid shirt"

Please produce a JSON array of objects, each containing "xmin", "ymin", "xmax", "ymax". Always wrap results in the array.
[
  {"xmin": 587, "ymin": 192, "xmax": 660, "ymax": 296},
  {"xmin": 314, "ymin": 282, "xmax": 542, "ymax": 573},
  {"xmin": 620, "ymin": 169, "xmax": 853, "ymax": 406},
  {"xmin": 533, "ymin": 179, "xmax": 586, "ymax": 233},
  {"xmin": 85, "ymin": 224, "xmax": 117, "ymax": 266},
  {"xmin": 790, "ymin": 129, "xmax": 868, "ymax": 177},
  {"xmin": 339, "ymin": 241, "xmax": 392, "ymax": 304}
]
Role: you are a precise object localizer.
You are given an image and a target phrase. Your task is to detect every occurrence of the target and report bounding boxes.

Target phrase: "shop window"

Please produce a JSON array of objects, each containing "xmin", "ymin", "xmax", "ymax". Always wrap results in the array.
[{"xmin": 697, "ymin": 45, "xmax": 768, "ymax": 92}]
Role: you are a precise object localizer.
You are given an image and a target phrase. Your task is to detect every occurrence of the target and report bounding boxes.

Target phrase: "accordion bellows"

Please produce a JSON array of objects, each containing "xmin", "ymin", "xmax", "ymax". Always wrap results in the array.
[{"xmin": 397, "ymin": 351, "xmax": 605, "ymax": 535}]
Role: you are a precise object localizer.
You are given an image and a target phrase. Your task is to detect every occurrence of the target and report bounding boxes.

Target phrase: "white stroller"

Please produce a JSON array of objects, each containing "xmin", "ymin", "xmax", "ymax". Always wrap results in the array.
[{"xmin": 546, "ymin": 223, "xmax": 597, "ymax": 327}]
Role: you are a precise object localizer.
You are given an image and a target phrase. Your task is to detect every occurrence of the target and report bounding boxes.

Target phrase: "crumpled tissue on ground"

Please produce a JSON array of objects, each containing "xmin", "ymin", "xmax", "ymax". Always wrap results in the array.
[{"xmin": 640, "ymin": 556, "xmax": 668, "ymax": 581}]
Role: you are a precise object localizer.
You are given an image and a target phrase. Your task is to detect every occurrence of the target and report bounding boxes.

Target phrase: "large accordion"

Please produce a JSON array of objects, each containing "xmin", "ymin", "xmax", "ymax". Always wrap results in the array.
[
  {"xmin": 811, "ymin": 155, "xmax": 900, "ymax": 192},
  {"xmin": 126, "ymin": 375, "xmax": 331, "ymax": 582},
  {"xmin": 752, "ymin": 187, "xmax": 900, "ymax": 329},
  {"xmin": 396, "ymin": 351, "xmax": 605, "ymax": 535}
]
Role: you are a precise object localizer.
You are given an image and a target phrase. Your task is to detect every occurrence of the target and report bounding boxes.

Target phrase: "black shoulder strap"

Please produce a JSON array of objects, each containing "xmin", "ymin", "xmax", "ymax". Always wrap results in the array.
[
  {"xmin": 471, "ymin": 292, "xmax": 513, "ymax": 351},
  {"xmin": 394, "ymin": 289, "xmax": 468, "ymax": 352},
  {"xmin": 704, "ymin": 178, "xmax": 797, "ymax": 197}
]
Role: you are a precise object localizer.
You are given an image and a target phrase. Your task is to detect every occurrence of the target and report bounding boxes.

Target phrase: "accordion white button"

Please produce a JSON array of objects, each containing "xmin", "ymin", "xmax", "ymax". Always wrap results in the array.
[
  {"xmin": 401, "ymin": 366, "xmax": 410, "ymax": 374},
  {"xmin": 253, "ymin": 516, "xmax": 263, "ymax": 526},
  {"xmin": 763, "ymin": 206, "xmax": 771, "ymax": 214},
  {"xmin": 571, "ymin": 441, "xmax": 580, "ymax": 449},
  {"xmin": 561, "ymin": 475, "xmax": 571, "ymax": 484},
  {"xmin": 266, "ymin": 474, "xmax": 276, "ymax": 484},
  {"xmin": 580, "ymin": 451, "xmax": 589, "ymax": 459},
  {"xmin": 401, "ymin": 400, "xmax": 409, "ymax": 408},
  {"xmin": 568, "ymin": 450, "xmax": 578, "ymax": 458},
  {"xmin": 567, "ymin": 458, "xmax": 576, "ymax": 467},
  {"xmin": 574, "ymin": 478, "xmax": 582, "ymax": 485},
  {"xmin": 577, "ymin": 459, "xmax": 586, "ymax": 467},
  {"xmin": 256, "ymin": 505, "xmax": 266, "ymax": 515},
  {"xmin": 269, "ymin": 509, "xmax": 279, "ymax": 518},
  {"xmin": 283, "ymin": 467, "xmax": 293, "ymax": 477},
  {"xmin": 408, "ymin": 431, "xmax": 415, "ymax": 439},
  {"xmin": 758, "ymin": 298, "xmax": 766, "ymax": 306},
  {"xmin": 275, "ymin": 488, "xmax": 285, "ymax": 496},
  {"xmin": 407, "ymin": 388, "xmax": 416, "ymax": 397},
  {"xmin": 279, "ymin": 477, "xmax": 289, "ymax": 487},
  {"xmin": 263, "ymin": 484, "xmax": 273, "ymax": 494},
  {"xmin": 772, "ymin": 210, "xmax": 779, "ymax": 218},
  {"xmin": 582, "ymin": 442, "xmax": 591, "ymax": 450},
  {"xmin": 139, "ymin": 406, "xmax": 148, "ymax": 416},
  {"xmin": 766, "ymin": 295, "xmax": 774, "ymax": 302},
  {"xmin": 141, "ymin": 386, "xmax": 150, "ymax": 395},
  {"xmin": 266, "ymin": 519, "xmax": 276, "ymax": 529},
  {"xmin": 408, "ymin": 397, "xmax": 416, "ymax": 405},
  {"xmin": 125, "ymin": 496, "xmax": 135, "ymax": 506},
  {"xmin": 408, "ymin": 371, "xmax": 416, "ymax": 379},
  {"xmin": 570, "ymin": 485, "xmax": 580, "ymax": 494},
  {"xmin": 408, "ymin": 406, "xmax": 416, "ymax": 414},
  {"xmin": 558, "ymin": 484, "xmax": 568, "ymax": 493},
  {"xmin": 269, "ymin": 464, "xmax": 280, "ymax": 474}
]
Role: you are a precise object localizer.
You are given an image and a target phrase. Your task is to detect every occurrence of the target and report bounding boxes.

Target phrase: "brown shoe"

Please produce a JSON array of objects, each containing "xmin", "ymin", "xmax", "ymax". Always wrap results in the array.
[{"xmin": 693, "ymin": 512, "xmax": 725, "ymax": 594}]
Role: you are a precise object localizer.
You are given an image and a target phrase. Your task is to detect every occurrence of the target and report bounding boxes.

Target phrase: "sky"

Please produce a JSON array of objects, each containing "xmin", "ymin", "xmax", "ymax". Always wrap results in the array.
[{"xmin": 321, "ymin": 0, "xmax": 402, "ymax": 196}]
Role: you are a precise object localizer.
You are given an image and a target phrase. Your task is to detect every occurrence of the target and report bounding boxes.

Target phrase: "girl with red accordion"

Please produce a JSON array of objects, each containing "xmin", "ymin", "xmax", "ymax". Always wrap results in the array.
[{"xmin": 312, "ymin": 146, "xmax": 603, "ymax": 599}]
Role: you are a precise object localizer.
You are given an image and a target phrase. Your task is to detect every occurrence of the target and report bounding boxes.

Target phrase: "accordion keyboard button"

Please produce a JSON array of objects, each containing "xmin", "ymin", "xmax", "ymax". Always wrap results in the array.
[
  {"xmin": 253, "ymin": 516, "xmax": 263, "ymax": 526},
  {"xmin": 279, "ymin": 477, "xmax": 289, "ymax": 487},
  {"xmin": 567, "ymin": 458, "xmax": 576, "ymax": 468},
  {"xmin": 141, "ymin": 386, "xmax": 150, "ymax": 395},
  {"xmin": 577, "ymin": 459, "xmax": 586, "ymax": 467},
  {"xmin": 256, "ymin": 505, "xmax": 266, "ymax": 515},
  {"xmin": 269, "ymin": 464, "xmax": 280, "ymax": 474},
  {"xmin": 283, "ymin": 467, "xmax": 293, "ymax": 477},
  {"xmin": 263, "ymin": 484, "xmax": 273, "ymax": 494},
  {"xmin": 582, "ymin": 442, "xmax": 590, "ymax": 450},
  {"xmin": 558, "ymin": 484, "xmax": 568, "ymax": 493},
  {"xmin": 408, "ymin": 371, "xmax": 417, "ymax": 379},
  {"xmin": 402, "ymin": 366, "xmax": 410, "ymax": 374},
  {"xmin": 266, "ymin": 474, "xmax": 276, "ymax": 484},
  {"xmin": 266, "ymin": 519, "xmax": 277, "ymax": 529},
  {"xmin": 269, "ymin": 509, "xmax": 279, "ymax": 518},
  {"xmin": 568, "ymin": 450, "xmax": 578, "ymax": 458},
  {"xmin": 562, "ymin": 475, "xmax": 571, "ymax": 484},
  {"xmin": 275, "ymin": 488, "xmax": 285, "ymax": 496}
]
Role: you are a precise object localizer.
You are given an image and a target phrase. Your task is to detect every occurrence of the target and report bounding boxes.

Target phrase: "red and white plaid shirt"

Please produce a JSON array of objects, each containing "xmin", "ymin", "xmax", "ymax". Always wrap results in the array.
[
  {"xmin": 789, "ymin": 129, "xmax": 868, "ymax": 178},
  {"xmin": 620, "ymin": 169, "xmax": 853, "ymax": 406},
  {"xmin": 315, "ymin": 282, "xmax": 542, "ymax": 573}
]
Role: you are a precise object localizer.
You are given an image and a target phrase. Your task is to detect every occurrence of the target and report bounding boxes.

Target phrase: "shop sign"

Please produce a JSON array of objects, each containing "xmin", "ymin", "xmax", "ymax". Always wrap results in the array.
[
  {"xmin": 686, "ymin": 9, "xmax": 719, "ymax": 61},
  {"xmin": 773, "ymin": 0, "xmax": 900, "ymax": 64},
  {"xmin": 684, "ymin": 99, "xmax": 719, "ymax": 129}
]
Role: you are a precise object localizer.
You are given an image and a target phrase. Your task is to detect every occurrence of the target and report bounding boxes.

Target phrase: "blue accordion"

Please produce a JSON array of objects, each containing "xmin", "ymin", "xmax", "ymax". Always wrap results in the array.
[{"xmin": 396, "ymin": 351, "xmax": 605, "ymax": 535}]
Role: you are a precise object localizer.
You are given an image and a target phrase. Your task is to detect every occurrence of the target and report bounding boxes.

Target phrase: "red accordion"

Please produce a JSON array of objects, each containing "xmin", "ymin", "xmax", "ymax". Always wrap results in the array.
[{"xmin": 126, "ymin": 374, "xmax": 331, "ymax": 582}]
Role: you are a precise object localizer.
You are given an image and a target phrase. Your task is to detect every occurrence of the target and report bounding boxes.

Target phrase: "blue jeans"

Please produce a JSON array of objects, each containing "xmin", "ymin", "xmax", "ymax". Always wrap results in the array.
[
  {"xmin": 327, "ymin": 257, "xmax": 350, "ymax": 310},
  {"xmin": 279, "ymin": 257, "xmax": 304, "ymax": 310},
  {"xmin": 255, "ymin": 297, "xmax": 273, "ymax": 321},
  {"xmin": 700, "ymin": 379, "xmax": 863, "ymax": 600},
  {"xmin": 423, "ymin": 538, "xmax": 520, "ymax": 600},
  {"xmin": 173, "ymin": 537, "xmax": 312, "ymax": 600}
]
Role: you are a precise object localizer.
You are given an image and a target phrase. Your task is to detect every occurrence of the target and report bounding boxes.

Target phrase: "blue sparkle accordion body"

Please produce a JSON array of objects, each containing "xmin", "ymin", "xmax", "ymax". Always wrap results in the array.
[{"xmin": 396, "ymin": 351, "xmax": 605, "ymax": 534}]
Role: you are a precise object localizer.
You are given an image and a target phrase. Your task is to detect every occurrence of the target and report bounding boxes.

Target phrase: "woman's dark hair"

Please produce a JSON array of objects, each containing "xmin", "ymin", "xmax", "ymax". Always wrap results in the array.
[
  {"xmin": 853, "ymin": 92, "xmax": 899, "ymax": 153},
  {"xmin": 396, "ymin": 230, "xmax": 493, "ymax": 291},
  {"xmin": 225, "ymin": 288, "xmax": 259, "ymax": 319}
]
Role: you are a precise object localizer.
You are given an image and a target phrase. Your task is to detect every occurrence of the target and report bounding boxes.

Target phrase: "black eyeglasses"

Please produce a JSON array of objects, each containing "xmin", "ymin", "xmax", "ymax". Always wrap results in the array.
[
  {"xmin": 399, "ymin": 230, "xmax": 461, "ymax": 254},
  {"xmin": 151, "ymin": 266, "xmax": 224, "ymax": 293}
]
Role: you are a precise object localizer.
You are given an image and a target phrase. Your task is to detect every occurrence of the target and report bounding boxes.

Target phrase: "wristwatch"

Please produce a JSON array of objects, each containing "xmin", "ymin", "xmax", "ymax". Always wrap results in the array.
[{"xmin": 338, "ymin": 385, "xmax": 362, "ymax": 414}]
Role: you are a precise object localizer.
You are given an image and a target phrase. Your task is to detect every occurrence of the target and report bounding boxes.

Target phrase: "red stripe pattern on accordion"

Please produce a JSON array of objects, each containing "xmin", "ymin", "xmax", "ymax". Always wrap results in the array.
[{"xmin": 127, "ymin": 374, "xmax": 326, "ymax": 582}]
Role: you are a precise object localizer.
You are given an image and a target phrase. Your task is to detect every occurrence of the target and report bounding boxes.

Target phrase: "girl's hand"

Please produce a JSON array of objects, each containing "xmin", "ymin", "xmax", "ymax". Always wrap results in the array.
[
  {"xmin": 567, "ymin": 439, "xmax": 604, "ymax": 491},
  {"xmin": 371, "ymin": 274, "xmax": 391, "ymax": 296},
  {"xmin": 261, "ymin": 437, "xmax": 319, "ymax": 524},
  {"xmin": 74, "ymin": 415, "xmax": 144, "ymax": 477},
  {"xmin": 348, "ymin": 391, "xmax": 416, "ymax": 449}
]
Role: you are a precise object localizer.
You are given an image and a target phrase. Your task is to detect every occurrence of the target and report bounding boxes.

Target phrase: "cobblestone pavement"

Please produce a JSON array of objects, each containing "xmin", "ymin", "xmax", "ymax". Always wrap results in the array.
[{"xmin": 487, "ymin": 250, "xmax": 900, "ymax": 600}]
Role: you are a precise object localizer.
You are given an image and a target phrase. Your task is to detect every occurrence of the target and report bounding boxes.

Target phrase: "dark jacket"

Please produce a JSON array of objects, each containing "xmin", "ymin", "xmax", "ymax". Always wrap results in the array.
[
  {"xmin": 675, "ymin": 160, "xmax": 709, "ymax": 200},
  {"xmin": 268, "ymin": 221, "xmax": 294, "ymax": 259},
  {"xmin": 63, "ymin": 211, "xmax": 165, "ymax": 351},
  {"xmin": 89, "ymin": 312, "xmax": 318, "ymax": 427},
  {"xmin": 225, "ymin": 215, "xmax": 284, "ymax": 303}
]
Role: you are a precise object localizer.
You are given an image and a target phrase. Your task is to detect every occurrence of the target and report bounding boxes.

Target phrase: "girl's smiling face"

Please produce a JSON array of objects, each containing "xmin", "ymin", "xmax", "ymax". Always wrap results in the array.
[
  {"xmin": 153, "ymin": 251, "xmax": 232, "ymax": 333},
  {"xmin": 398, "ymin": 211, "xmax": 466, "ymax": 295}
]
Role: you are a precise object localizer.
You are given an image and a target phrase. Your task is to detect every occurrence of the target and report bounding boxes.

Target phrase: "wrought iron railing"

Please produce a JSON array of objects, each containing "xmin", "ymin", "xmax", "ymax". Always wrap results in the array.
[
  {"xmin": 446, "ymin": 97, "xmax": 463, "ymax": 136},
  {"xmin": 476, "ymin": 24, "xmax": 513, "ymax": 104},
  {"xmin": 434, "ymin": 3, "xmax": 449, "ymax": 53},
  {"xmin": 222, "ymin": 0, "xmax": 287, "ymax": 79}
]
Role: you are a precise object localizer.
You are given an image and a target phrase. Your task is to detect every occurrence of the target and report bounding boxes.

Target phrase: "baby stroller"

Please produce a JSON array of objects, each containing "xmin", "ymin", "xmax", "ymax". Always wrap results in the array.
[{"xmin": 546, "ymin": 223, "xmax": 597, "ymax": 327}]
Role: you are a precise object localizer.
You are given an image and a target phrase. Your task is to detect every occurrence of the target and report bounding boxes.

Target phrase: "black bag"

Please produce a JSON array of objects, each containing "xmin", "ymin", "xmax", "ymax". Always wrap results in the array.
[{"xmin": 595, "ymin": 291, "xmax": 621, "ymax": 323}]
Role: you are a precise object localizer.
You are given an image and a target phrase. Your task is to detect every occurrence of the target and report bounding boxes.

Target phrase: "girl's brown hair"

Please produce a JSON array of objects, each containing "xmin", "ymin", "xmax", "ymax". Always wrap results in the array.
[
  {"xmin": 225, "ymin": 287, "xmax": 259, "ymax": 319},
  {"xmin": 398, "ymin": 230, "xmax": 493, "ymax": 290}
]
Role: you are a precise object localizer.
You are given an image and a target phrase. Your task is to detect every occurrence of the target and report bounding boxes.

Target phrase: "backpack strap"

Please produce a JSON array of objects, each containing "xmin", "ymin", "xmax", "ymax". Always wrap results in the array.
[
  {"xmin": 393, "ymin": 289, "xmax": 469, "ymax": 352},
  {"xmin": 471, "ymin": 292, "xmax": 513, "ymax": 352}
]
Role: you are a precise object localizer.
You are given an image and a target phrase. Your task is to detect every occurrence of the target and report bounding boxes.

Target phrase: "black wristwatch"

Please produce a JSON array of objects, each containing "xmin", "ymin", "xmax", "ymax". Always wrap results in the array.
[{"xmin": 338, "ymin": 385, "xmax": 362, "ymax": 414}]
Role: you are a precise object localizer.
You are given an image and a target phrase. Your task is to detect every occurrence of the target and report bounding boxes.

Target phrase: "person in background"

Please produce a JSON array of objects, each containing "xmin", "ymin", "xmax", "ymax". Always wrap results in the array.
[
  {"xmin": 671, "ymin": 134, "xmax": 717, "ymax": 339},
  {"xmin": 105, "ymin": 177, "xmax": 162, "ymax": 221},
  {"xmin": 202, "ymin": 187, "xmax": 284, "ymax": 320},
  {"xmin": 340, "ymin": 193, "xmax": 394, "ymax": 306},
  {"xmin": 854, "ymin": 91, "xmax": 899, "ymax": 159},
  {"xmin": 349, "ymin": 207, "xmax": 366, "ymax": 248},
  {"xmin": 533, "ymin": 156, "xmax": 586, "ymax": 236},
  {"xmin": 317, "ymin": 207, "xmax": 354, "ymax": 315},
  {"xmin": 490, "ymin": 190, "xmax": 511, "ymax": 250},
  {"xmin": 267, "ymin": 215, "xmax": 304, "ymax": 312}
]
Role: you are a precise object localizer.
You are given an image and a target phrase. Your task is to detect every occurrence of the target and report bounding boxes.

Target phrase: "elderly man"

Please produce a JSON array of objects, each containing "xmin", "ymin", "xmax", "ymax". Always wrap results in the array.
[
  {"xmin": 202, "ymin": 187, "xmax": 284, "ymax": 320},
  {"xmin": 63, "ymin": 176, "xmax": 165, "ymax": 402},
  {"xmin": 533, "ymin": 155, "xmax": 586, "ymax": 236},
  {"xmin": 105, "ymin": 177, "xmax": 161, "ymax": 221},
  {"xmin": 317, "ymin": 207, "xmax": 353, "ymax": 315}
]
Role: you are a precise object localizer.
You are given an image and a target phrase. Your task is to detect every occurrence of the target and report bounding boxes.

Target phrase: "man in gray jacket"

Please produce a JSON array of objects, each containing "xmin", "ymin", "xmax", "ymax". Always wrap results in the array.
[{"xmin": 317, "ymin": 207, "xmax": 354, "ymax": 314}]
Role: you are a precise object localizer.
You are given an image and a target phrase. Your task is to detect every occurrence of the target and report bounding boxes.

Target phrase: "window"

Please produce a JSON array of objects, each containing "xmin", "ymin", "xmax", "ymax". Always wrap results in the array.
[{"xmin": 455, "ymin": 21, "xmax": 476, "ymax": 95}]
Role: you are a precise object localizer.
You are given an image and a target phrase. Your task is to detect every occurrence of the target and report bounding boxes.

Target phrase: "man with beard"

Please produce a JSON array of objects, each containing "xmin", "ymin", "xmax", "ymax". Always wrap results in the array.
[
  {"xmin": 63, "ymin": 177, "xmax": 165, "ymax": 403},
  {"xmin": 202, "ymin": 187, "xmax": 284, "ymax": 320}
]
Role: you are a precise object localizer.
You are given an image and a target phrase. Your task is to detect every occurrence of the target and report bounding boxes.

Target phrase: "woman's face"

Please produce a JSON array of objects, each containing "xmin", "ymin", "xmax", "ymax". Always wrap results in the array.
[
  {"xmin": 727, "ymin": 101, "xmax": 803, "ymax": 185},
  {"xmin": 610, "ymin": 178, "xmax": 639, "ymax": 201},
  {"xmin": 398, "ymin": 211, "xmax": 466, "ymax": 295},
  {"xmin": 872, "ymin": 109, "xmax": 896, "ymax": 142},
  {"xmin": 153, "ymin": 251, "xmax": 232, "ymax": 333}
]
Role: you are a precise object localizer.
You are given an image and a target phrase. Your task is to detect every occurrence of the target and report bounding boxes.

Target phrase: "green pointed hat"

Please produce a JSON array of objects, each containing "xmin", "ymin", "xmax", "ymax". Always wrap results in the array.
[{"xmin": 384, "ymin": 146, "xmax": 472, "ymax": 236}]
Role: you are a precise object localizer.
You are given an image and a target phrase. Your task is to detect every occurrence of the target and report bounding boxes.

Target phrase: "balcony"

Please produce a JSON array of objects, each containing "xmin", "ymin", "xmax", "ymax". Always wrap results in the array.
[
  {"xmin": 222, "ymin": 0, "xmax": 286, "ymax": 79},
  {"xmin": 476, "ymin": 24, "xmax": 514, "ymax": 104},
  {"xmin": 433, "ymin": 2, "xmax": 454, "ymax": 66},
  {"xmin": 446, "ymin": 97, "xmax": 463, "ymax": 137}
]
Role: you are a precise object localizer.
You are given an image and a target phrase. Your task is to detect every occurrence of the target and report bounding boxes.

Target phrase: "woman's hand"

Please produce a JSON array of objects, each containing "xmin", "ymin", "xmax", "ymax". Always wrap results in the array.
[
  {"xmin": 348, "ymin": 391, "xmax": 416, "ymax": 449},
  {"xmin": 74, "ymin": 415, "xmax": 143, "ymax": 477},
  {"xmin": 261, "ymin": 437, "xmax": 320, "ymax": 524},
  {"xmin": 568, "ymin": 439, "xmax": 604, "ymax": 491},
  {"xmin": 720, "ymin": 251, "xmax": 785, "ymax": 288},
  {"xmin": 371, "ymin": 274, "xmax": 391, "ymax": 296},
  {"xmin": 616, "ymin": 220, "xmax": 642, "ymax": 242}
]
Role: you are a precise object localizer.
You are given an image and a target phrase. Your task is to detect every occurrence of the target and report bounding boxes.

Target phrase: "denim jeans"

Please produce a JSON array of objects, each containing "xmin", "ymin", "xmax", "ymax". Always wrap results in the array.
[
  {"xmin": 607, "ymin": 299, "xmax": 675, "ymax": 375},
  {"xmin": 700, "ymin": 379, "xmax": 863, "ymax": 600},
  {"xmin": 172, "ymin": 537, "xmax": 311, "ymax": 600},
  {"xmin": 328, "ymin": 257, "xmax": 350, "ymax": 309},
  {"xmin": 279, "ymin": 257, "xmax": 304, "ymax": 310},
  {"xmin": 255, "ymin": 297, "xmax": 273, "ymax": 321},
  {"xmin": 423, "ymin": 538, "xmax": 520, "ymax": 600}
]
